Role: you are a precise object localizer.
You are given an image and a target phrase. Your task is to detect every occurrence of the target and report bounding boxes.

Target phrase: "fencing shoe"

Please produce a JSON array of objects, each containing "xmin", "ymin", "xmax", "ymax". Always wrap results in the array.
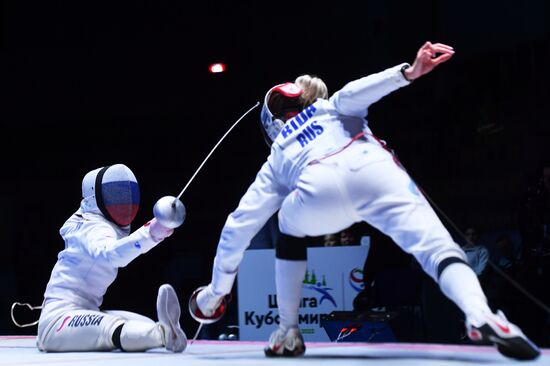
[
  {"xmin": 466, "ymin": 309, "xmax": 540, "ymax": 360},
  {"xmin": 264, "ymin": 326, "xmax": 305, "ymax": 357},
  {"xmin": 157, "ymin": 284, "xmax": 187, "ymax": 352}
]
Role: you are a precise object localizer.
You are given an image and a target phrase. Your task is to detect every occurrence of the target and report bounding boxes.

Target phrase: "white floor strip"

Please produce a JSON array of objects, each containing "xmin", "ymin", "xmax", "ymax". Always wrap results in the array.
[{"xmin": 0, "ymin": 336, "xmax": 548, "ymax": 366}]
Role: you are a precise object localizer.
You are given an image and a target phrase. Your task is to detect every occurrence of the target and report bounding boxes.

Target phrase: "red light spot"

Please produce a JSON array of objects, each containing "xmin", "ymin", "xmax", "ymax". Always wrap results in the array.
[{"xmin": 209, "ymin": 63, "xmax": 226, "ymax": 73}]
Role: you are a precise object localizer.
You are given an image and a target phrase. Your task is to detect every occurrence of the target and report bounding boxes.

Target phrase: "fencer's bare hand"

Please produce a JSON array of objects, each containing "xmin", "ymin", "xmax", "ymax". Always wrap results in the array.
[{"xmin": 404, "ymin": 41, "xmax": 454, "ymax": 81}]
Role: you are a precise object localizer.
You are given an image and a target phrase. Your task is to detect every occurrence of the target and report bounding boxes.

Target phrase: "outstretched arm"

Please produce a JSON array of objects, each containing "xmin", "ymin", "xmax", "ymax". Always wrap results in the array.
[
  {"xmin": 403, "ymin": 41, "xmax": 454, "ymax": 81},
  {"xmin": 84, "ymin": 218, "xmax": 174, "ymax": 268},
  {"xmin": 192, "ymin": 160, "xmax": 289, "ymax": 319},
  {"xmin": 209, "ymin": 160, "xmax": 289, "ymax": 295},
  {"xmin": 329, "ymin": 41, "xmax": 453, "ymax": 117}
]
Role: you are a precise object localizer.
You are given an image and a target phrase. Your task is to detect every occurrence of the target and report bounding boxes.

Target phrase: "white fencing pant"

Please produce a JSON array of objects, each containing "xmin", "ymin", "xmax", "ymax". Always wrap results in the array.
[
  {"xmin": 37, "ymin": 299, "xmax": 164, "ymax": 352},
  {"xmin": 278, "ymin": 140, "xmax": 467, "ymax": 281}
]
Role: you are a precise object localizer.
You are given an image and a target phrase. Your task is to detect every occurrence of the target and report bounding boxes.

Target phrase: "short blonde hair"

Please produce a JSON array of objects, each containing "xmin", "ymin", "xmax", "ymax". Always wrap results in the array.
[{"xmin": 294, "ymin": 74, "xmax": 328, "ymax": 107}]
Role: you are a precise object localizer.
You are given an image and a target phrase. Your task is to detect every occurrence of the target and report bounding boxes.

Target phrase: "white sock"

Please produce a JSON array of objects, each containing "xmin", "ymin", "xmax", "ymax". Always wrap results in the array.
[
  {"xmin": 438, "ymin": 262, "xmax": 492, "ymax": 320},
  {"xmin": 275, "ymin": 258, "xmax": 307, "ymax": 332}
]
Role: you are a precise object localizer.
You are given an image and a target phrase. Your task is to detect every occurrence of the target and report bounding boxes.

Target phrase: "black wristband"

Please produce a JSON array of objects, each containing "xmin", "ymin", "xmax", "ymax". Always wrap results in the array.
[{"xmin": 400, "ymin": 64, "xmax": 413, "ymax": 82}]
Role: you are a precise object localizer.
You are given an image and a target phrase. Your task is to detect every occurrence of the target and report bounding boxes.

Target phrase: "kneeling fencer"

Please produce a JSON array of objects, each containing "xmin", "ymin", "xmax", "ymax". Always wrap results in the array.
[
  {"xmin": 190, "ymin": 41, "xmax": 540, "ymax": 360},
  {"xmin": 37, "ymin": 164, "xmax": 187, "ymax": 352}
]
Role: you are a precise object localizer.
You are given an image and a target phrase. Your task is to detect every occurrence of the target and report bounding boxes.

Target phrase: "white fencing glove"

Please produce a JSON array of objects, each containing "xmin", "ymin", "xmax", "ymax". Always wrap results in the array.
[
  {"xmin": 189, "ymin": 285, "xmax": 227, "ymax": 323},
  {"xmin": 196, "ymin": 285, "xmax": 225, "ymax": 317},
  {"xmin": 147, "ymin": 218, "xmax": 174, "ymax": 242}
]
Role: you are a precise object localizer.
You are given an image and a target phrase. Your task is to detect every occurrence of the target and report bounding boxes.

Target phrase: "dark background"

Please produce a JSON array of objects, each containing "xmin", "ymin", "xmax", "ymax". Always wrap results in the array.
[{"xmin": 2, "ymin": 0, "xmax": 550, "ymax": 341}]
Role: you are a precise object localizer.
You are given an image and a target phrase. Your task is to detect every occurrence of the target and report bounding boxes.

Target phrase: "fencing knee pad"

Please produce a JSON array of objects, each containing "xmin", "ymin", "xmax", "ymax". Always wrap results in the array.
[{"xmin": 276, "ymin": 233, "xmax": 308, "ymax": 260}]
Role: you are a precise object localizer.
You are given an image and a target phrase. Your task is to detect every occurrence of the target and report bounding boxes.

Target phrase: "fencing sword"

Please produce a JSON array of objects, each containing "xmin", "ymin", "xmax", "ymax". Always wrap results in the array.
[
  {"xmin": 153, "ymin": 101, "xmax": 260, "ymax": 229},
  {"xmin": 153, "ymin": 101, "xmax": 259, "ymax": 344}
]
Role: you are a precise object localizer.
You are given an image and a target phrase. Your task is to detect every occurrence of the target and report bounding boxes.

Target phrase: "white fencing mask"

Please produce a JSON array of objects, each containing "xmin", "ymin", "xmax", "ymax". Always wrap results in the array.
[{"xmin": 81, "ymin": 164, "xmax": 140, "ymax": 226}]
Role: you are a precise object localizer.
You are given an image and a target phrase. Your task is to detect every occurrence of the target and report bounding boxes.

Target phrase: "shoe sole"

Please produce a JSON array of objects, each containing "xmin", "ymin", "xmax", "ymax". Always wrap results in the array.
[
  {"xmin": 264, "ymin": 344, "xmax": 306, "ymax": 357},
  {"xmin": 158, "ymin": 284, "xmax": 187, "ymax": 352},
  {"xmin": 488, "ymin": 335, "xmax": 540, "ymax": 361},
  {"xmin": 477, "ymin": 324, "xmax": 540, "ymax": 360}
]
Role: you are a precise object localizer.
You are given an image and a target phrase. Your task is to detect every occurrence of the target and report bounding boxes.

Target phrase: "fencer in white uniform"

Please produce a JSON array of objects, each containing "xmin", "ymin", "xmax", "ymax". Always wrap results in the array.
[
  {"xmin": 191, "ymin": 42, "xmax": 540, "ymax": 360},
  {"xmin": 37, "ymin": 164, "xmax": 187, "ymax": 352}
]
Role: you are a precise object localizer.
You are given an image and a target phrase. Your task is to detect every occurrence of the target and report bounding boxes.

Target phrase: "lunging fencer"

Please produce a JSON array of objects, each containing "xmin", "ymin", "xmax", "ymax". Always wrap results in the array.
[
  {"xmin": 189, "ymin": 41, "xmax": 540, "ymax": 360},
  {"xmin": 37, "ymin": 164, "xmax": 187, "ymax": 352}
]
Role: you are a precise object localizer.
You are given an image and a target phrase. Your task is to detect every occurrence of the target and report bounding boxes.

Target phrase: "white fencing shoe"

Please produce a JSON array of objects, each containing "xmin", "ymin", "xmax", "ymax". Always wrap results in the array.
[
  {"xmin": 157, "ymin": 284, "xmax": 187, "ymax": 352},
  {"xmin": 466, "ymin": 309, "xmax": 540, "ymax": 360},
  {"xmin": 264, "ymin": 326, "xmax": 305, "ymax": 357}
]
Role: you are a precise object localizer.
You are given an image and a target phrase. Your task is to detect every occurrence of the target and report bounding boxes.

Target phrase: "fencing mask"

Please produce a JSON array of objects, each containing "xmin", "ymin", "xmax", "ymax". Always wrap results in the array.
[
  {"xmin": 81, "ymin": 164, "xmax": 140, "ymax": 226},
  {"xmin": 260, "ymin": 82, "xmax": 303, "ymax": 144}
]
